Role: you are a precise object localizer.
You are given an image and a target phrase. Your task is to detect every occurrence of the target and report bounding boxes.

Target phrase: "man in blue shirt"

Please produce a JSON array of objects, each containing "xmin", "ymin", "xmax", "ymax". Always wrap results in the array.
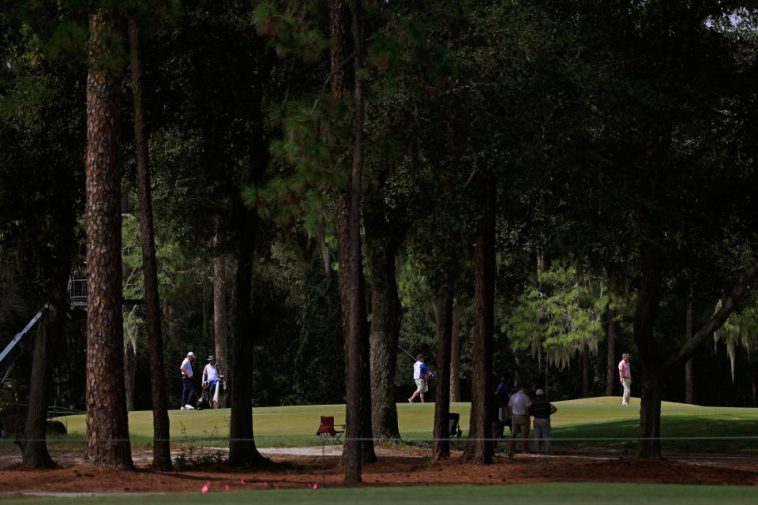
[{"xmin": 202, "ymin": 355, "xmax": 221, "ymax": 408}]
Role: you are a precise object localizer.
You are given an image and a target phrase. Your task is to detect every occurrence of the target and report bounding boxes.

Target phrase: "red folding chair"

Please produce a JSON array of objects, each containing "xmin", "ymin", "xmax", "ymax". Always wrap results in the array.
[{"xmin": 316, "ymin": 416, "xmax": 345, "ymax": 444}]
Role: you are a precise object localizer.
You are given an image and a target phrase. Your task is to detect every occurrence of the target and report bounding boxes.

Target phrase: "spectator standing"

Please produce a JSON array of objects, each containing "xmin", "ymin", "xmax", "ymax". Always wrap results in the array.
[
  {"xmin": 202, "ymin": 355, "xmax": 221, "ymax": 408},
  {"xmin": 508, "ymin": 383, "xmax": 532, "ymax": 453},
  {"xmin": 180, "ymin": 351, "xmax": 196, "ymax": 410},
  {"xmin": 408, "ymin": 354, "xmax": 430, "ymax": 403},
  {"xmin": 494, "ymin": 376, "xmax": 511, "ymax": 437},
  {"xmin": 530, "ymin": 389, "xmax": 557, "ymax": 454},
  {"xmin": 618, "ymin": 353, "xmax": 632, "ymax": 406}
]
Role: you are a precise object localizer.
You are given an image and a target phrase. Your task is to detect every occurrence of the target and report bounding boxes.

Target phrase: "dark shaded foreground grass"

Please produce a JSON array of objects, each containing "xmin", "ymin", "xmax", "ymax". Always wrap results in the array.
[
  {"xmin": 2, "ymin": 483, "xmax": 758, "ymax": 505},
  {"xmin": 549, "ymin": 416, "xmax": 758, "ymax": 455}
]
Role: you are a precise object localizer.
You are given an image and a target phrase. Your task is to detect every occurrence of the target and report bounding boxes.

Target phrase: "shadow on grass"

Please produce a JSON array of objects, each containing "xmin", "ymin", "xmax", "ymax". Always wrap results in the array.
[
  {"xmin": 551, "ymin": 416, "xmax": 758, "ymax": 456},
  {"xmin": 13, "ymin": 415, "xmax": 756, "ymax": 461}
]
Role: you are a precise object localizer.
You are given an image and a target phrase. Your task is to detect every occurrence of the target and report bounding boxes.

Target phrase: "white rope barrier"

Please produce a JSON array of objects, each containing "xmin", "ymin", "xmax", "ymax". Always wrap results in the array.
[{"xmin": 3, "ymin": 435, "xmax": 758, "ymax": 443}]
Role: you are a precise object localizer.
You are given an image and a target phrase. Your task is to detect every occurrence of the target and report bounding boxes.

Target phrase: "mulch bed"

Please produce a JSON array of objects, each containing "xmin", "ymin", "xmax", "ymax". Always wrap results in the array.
[{"xmin": 1, "ymin": 449, "xmax": 757, "ymax": 494}]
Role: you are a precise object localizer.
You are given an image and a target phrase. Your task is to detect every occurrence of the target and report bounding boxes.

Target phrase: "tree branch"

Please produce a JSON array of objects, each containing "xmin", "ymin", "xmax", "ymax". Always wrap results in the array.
[
  {"xmin": 665, "ymin": 260, "xmax": 758, "ymax": 370},
  {"xmin": 322, "ymin": 50, "xmax": 355, "ymax": 91}
]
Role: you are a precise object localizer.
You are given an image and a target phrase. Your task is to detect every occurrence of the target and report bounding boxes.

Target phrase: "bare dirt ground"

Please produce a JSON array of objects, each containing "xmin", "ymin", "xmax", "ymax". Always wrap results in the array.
[{"xmin": 1, "ymin": 446, "xmax": 757, "ymax": 495}]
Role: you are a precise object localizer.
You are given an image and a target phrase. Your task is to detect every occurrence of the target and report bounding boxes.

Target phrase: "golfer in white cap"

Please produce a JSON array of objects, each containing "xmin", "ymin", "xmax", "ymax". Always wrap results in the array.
[{"xmin": 180, "ymin": 351, "xmax": 196, "ymax": 410}]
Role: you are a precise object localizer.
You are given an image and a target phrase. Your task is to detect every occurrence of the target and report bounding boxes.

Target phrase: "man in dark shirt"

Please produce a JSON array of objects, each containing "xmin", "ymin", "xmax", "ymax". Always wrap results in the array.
[
  {"xmin": 529, "ymin": 389, "xmax": 557, "ymax": 454},
  {"xmin": 494, "ymin": 376, "xmax": 511, "ymax": 437}
]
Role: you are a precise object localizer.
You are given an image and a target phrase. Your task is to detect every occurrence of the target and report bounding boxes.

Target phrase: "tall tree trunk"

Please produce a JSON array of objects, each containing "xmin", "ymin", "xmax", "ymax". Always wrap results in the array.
[
  {"xmin": 605, "ymin": 310, "xmax": 617, "ymax": 396},
  {"xmin": 637, "ymin": 371, "xmax": 663, "ymax": 458},
  {"xmin": 581, "ymin": 344, "xmax": 591, "ymax": 398},
  {"xmin": 227, "ymin": 206, "xmax": 266, "ymax": 467},
  {"xmin": 330, "ymin": 0, "xmax": 373, "ymax": 481},
  {"xmin": 336, "ymin": 194, "xmax": 375, "ymax": 473},
  {"xmin": 20, "ymin": 144, "xmax": 76, "ymax": 464},
  {"xmin": 340, "ymin": 0, "xmax": 375, "ymax": 482},
  {"xmin": 684, "ymin": 298, "xmax": 694, "ymax": 404},
  {"xmin": 21, "ymin": 309, "xmax": 56, "ymax": 468},
  {"xmin": 356, "ymin": 0, "xmax": 375, "ymax": 466},
  {"xmin": 363, "ymin": 100, "xmax": 404, "ymax": 441},
  {"xmin": 128, "ymin": 16, "xmax": 172, "ymax": 470},
  {"xmin": 213, "ymin": 253, "xmax": 228, "ymax": 407},
  {"xmin": 330, "ymin": 0, "xmax": 348, "ymax": 332},
  {"xmin": 227, "ymin": 38, "xmax": 271, "ymax": 463},
  {"xmin": 433, "ymin": 290, "xmax": 454, "ymax": 460},
  {"xmin": 367, "ymin": 236, "xmax": 402, "ymax": 440},
  {"xmin": 464, "ymin": 176, "xmax": 496, "ymax": 464},
  {"xmin": 226, "ymin": 69, "xmax": 272, "ymax": 465},
  {"xmin": 22, "ymin": 229, "xmax": 72, "ymax": 469},
  {"xmin": 84, "ymin": 10, "xmax": 133, "ymax": 470},
  {"xmin": 450, "ymin": 309, "xmax": 461, "ymax": 403},
  {"xmin": 329, "ymin": 0, "xmax": 349, "ymax": 340},
  {"xmin": 632, "ymin": 253, "xmax": 663, "ymax": 460}
]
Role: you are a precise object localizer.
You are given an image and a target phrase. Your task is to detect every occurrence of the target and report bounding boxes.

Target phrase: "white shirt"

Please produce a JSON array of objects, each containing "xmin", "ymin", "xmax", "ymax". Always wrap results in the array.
[
  {"xmin": 509, "ymin": 390, "xmax": 531, "ymax": 416},
  {"xmin": 180, "ymin": 357, "xmax": 193, "ymax": 378},
  {"xmin": 203, "ymin": 363, "xmax": 219, "ymax": 383}
]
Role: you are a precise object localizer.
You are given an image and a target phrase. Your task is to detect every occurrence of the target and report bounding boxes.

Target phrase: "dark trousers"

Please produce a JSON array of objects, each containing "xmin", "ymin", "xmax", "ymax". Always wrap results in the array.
[{"xmin": 181, "ymin": 376, "xmax": 195, "ymax": 407}]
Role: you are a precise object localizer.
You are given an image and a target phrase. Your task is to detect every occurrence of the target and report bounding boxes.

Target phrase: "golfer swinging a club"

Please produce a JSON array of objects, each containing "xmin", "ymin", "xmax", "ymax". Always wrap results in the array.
[{"xmin": 408, "ymin": 354, "xmax": 430, "ymax": 403}]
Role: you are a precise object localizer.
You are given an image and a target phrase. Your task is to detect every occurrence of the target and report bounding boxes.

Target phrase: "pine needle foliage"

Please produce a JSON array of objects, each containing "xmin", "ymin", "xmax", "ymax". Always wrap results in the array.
[
  {"xmin": 505, "ymin": 264, "xmax": 608, "ymax": 369},
  {"xmin": 714, "ymin": 295, "xmax": 758, "ymax": 381}
]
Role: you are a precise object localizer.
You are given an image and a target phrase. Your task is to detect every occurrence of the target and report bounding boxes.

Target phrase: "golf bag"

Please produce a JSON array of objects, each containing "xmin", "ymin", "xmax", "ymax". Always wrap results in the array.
[{"xmin": 197, "ymin": 386, "xmax": 211, "ymax": 410}]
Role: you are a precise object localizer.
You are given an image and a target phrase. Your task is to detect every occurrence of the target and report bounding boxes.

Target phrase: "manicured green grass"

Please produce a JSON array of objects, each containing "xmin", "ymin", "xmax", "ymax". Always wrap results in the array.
[
  {"xmin": 49, "ymin": 397, "xmax": 758, "ymax": 454},
  {"xmin": 2, "ymin": 483, "xmax": 758, "ymax": 505},
  {"xmin": 549, "ymin": 397, "xmax": 758, "ymax": 454}
]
